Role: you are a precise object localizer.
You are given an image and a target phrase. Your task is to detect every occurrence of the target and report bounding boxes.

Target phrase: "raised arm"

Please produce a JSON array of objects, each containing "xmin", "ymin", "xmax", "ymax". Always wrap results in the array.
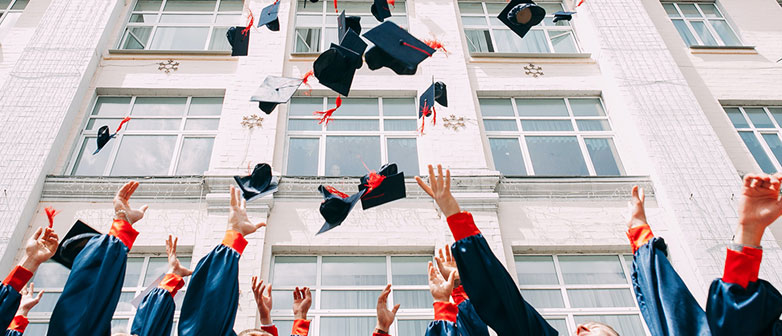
[
  {"xmin": 424, "ymin": 261, "xmax": 458, "ymax": 336},
  {"xmin": 415, "ymin": 164, "xmax": 555, "ymax": 335},
  {"xmin": 374, "ymin": 284, "xmax": 400, "ymax": 336},
  {"xmin": 3, "ymin": 283, "xmax": 43, "ymax": 336},
  {"xmin": 249, "ymin": 277, "xmax": 312, "ymax": 336},
  {"xmin": 435, "ymin": 245, "xmax": 489, "ymax": 336}
]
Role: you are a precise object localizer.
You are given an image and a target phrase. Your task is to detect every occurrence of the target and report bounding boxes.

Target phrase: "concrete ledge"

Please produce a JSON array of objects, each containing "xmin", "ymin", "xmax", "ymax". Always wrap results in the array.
[
  {"xmin": 689, "ymin": 45, "xmax": 757, "ymax": 55},
  {"xmin": 107, "ymin": 49, "xmax": 233, "ymax": 56},
  {"xmin": 498, "ymin": 176, "xmax": 654, "ymax": 200},
  {"xmin": 470, "ymin": 52, "xmax": 592, "ymax": 59}
]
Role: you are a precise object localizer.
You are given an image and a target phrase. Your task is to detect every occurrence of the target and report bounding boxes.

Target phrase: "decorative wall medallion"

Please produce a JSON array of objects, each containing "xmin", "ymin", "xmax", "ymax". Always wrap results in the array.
[
  {"xmin": 158, "ymin": 59, "xmax": 180, "ymax": 73},
  {"xmin": 442, "ymin": 114, "xmax": 466, "ymax": 131},
  {"xmin": 524, "ymin": 63, "xmax": 544, "ymax": 77},
  {"xmin": 241, "ymin": 114, "xmax": 264, "ymax": 129}
]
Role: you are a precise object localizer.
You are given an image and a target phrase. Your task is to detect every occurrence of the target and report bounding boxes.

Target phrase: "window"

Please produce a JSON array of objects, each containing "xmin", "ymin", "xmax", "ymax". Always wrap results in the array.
[
  {"xmin": 285, "ymin": 97, "xmax": 420, "ymax": 176},
  {"xmin": 458, "ymin": 1, "xmax": 578, "ymax": 54},
  {"xmin": 271, "ymin": 255, "xmax": 432, "ymax": 335},
  {"xmin": 663, "ymin": 2, "xmax": 741, "ymax": 47},
  {"xmin": 70, "ymin": 96, "xmax": 222, "ymax": 176},
  {"xmin": 293, "ymin": 0, "xmax": 408, "ymax": 53},
  {"xmin": 119, "ymin": 0, "xmax": 243, "ymax": 51},
  {"xmin": 481, "ymin": 97, "xmax": 624, "ymax": 176},
  {"xmin": 515, "ymin": 254, "xmax": 647, "ymax": 336},
  {"xmin": 0, "ymin": 0, "xmax": 28, "ymax": 31},
  {"xmin": 724, "ymin": 106, "xmax": 782, "ymax": 173},
  {"xmin": 27, "ymin": 255, "xmax": 192, "ymax": 334}
]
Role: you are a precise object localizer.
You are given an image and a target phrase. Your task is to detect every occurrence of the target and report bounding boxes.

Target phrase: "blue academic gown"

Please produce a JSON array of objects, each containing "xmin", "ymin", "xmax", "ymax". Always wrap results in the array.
[
  {"xmin": 425, "ymin": 302, "xmax": 459, "ymax": 336},
  {"xmin": 131, "ymin": 274, "xmax": 185, "ymax": 336},
  {"xmin": 178, "ymin": 230, "xmax": 245, "ymax": 336},
  {"xmin": 445, "ymin": 212, "xmax": 556, "ymax": 336},
  {"xmin": 0, "ymin": 266, "xmax": 32, "ymax": 331},
  {"xmin": 451, "ymin": 286, "xmax": 489, "ymax": 336},
  {"xmin": 48, "ymin": 220, "xmax": 139, "ymax": 336}
]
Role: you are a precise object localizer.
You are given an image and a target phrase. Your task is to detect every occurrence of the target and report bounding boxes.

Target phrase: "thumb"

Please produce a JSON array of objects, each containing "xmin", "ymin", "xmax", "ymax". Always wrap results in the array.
[
  {"xmin": 140, "ymin": 205, "xmax": 149, "ymax": 213},
  {"xmin": 447, "ymin": 271, "xmax": 456, "ymax": 287},
  {"xmin": 256, "ymin": 222, "xmax": 266, "ymax": 230},
  {"xmin": 391, "ymin": 304, "xmax": 400, "ymax": 315}
]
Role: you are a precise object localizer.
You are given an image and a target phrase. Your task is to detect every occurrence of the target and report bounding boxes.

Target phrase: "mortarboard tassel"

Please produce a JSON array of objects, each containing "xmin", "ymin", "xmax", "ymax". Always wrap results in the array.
[
  {"xmin": 576, "ymin": 0, "xmax": 584, "ymax": 6},
  {"xmin": 314, "ymin": 96, "xmax": 342, "ymax": 125},
  {"xmin": 115, "ymin": 117, "xmax": 131, "ymax": 134},
  {"xmin": 419, "ymin": 102, "xmax": 436, "ymax": 134},
  {"xmin": 324, "ymin": 185, "xmax": 349, "ymax": 199},
  {"xmin": 387, "ymin": 0, "xmax": 395, "ymax": 7},
  {"xmin": 402, "ymin": 42, "xmax": 433, "ymax": 57},
  {"xmin": 44, "ymin": 206, "xmax": 59, "ymax": 228},
  {"xmin": 242, "ymin": 9, "xmax": 254, "ymax": 36},
  {"xmin": 334, "ymin": 0, "xmax": 338, "ymax": 12},
  {"xmin": 360, "ymin": 161, "xmax": 387, "ymax": 199},
  {"xmin": 423, "ymin": 38, "xmax": 448, "ymax": 54},
  {"xmin": 301, "ymin": 70, "xmax": 314, "ymax": 96}
]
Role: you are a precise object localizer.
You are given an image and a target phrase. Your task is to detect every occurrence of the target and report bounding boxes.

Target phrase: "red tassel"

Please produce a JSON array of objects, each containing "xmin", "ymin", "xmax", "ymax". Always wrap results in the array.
[
  {"xmin": 334, "ymin": 0, "xmax": 338, "ymax": 12},
  {"xmin": 577, "ymin": 0, "xmax": 584, "ymax": 6},
  {"xmin": 242, "ymin": 9, "xmax": 254, "ymax": 36},
  {"xmin": 325, "ymin": 185, "xmax": 349, "ymax": 199},
  {"xmin": 419, "ymin": 102, "xmax": 436, "ymax": 134},
  {"xmin": 364, "ymin": 171, "xmax": 386, "ymax": 193},
  {"xmin": 402, "ymin": 42, "xmax": 433, "ymax": 57},
  {"xmin": 314, "ymin": 96, "xmax": 342, "ymax": 125},
  {"xmin": 423, "ymin": 38, "xmax": 447, "ymax": 54},
  {"xmin": 115, "ymin": 117, "xmax": 131, "ymax": 133},
  {"xmin": 44, "ymin": 206, "xmax": 59, "ymax": 228},
  {"xmin": 301, "ymin": 70, "xmax": 314, "ymax": 96},
  {"xmin": 387, "ymin": 0, "xmax": 395, "ymax": 7}
]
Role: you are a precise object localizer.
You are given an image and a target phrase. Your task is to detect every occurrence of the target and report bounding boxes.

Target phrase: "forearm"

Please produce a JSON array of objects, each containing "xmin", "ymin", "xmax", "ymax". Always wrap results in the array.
[{"xmin": 734, "ymin": 225, "xmax": 764, "ymax": 248}]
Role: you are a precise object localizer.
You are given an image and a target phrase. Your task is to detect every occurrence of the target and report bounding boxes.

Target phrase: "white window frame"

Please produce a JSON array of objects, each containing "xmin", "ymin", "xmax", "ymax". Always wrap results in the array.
[
  {"xmin": 724, "ymin": 106, "xmax": 782, "ymax": 173},
  {"xmin": 118, "ymin": 0, "xmax": 243, "ymax": 51},
  {"xmin": 663, "ymin": 2, "xmax": 742, "ymax": 47},
  {"xmin": 67, "ymin": 95, "xmax": 221, "ymax": 176},
  {"xmin": 0, "ymin": 0, "xmax": 27, "ymax": 28},
  {"xmin": 481, "ymin": 96, "xmax": 624, "ymax": 176},
  {"xmin": 284, "ymin": 97, "xmax": 420, "ymax": 176},
  {"xmin": 458, "ymin": 1, "xmax": 580, "ymax": 54},
  {"xmin": 270, "ymin": 255, "xmax": 433, "ymax": 336}
]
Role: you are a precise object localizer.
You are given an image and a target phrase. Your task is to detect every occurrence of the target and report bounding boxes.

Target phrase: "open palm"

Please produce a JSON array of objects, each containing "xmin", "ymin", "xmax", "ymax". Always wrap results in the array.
[
  {"xmin": 114, "ymin": 181, "xmax": 148, "ymax": 224},
  {"xmin": 739, "ymin": 174, "xmax": 782, "ymax": 230}
]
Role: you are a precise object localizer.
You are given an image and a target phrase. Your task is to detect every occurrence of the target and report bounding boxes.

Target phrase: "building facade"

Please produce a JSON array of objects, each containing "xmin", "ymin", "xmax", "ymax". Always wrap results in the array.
[{"xmin": 0, "ymin": 0, "xmax": 781, "ymax": 334}]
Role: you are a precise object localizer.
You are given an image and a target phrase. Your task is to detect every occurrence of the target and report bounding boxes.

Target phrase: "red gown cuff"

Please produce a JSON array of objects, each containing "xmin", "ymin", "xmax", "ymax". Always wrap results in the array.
[
  {"xmin": 260, "ymin": 324, "xmax": 278, "ymax": 336},
  {"xmin": 292, "ymin": 319, "xmax": 311, "ymax": 336},
  {"xmin": 108, "ymin": 219, "xmax": 139, "ymax": 250},
  {"xmin": 373, "ymin": 333, "xmax": 391, "ymax": 336},
  {"xmin": 222, "ymin": 230, "xmax": 247, "ymax": 255},
  {"xmin": 8, "ymin": 315, "xmax": 28, "ymax": 333},
  {"xmin": 447, "ymin": 212, "xmax": 481, "ymax": 241},
  {"xmin": 3, "ymin": 266, "xmax": 32, "ymax": 292},
  {"xmin": 722, "ymin": 245, "xmax": 763, "ymax": 288},
  {"xmin": 626, "ymin": 224, "xmax": 655, "ymax": 253},
  {"xmin": 433, "ymin": 301, "xmax": 458, "ymax": 323},
  {"xmin": 158, "ymin": 273, "xmax": 185, "ymax": 297},
  {"xmin": 451, "ymin": 285, "xmax": 468, "ymax": 305}
]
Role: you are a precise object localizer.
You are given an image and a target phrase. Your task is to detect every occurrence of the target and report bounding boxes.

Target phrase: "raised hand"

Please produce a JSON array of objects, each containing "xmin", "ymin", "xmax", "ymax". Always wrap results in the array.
[
  {"xmin": 166, "ymin": 235, "xmax": 192, "ymax": 278},
  {"xmin": 628, "ymin": 185, "xmax": 648, "ymax": 229},
  {"xmin": 292, "ymin": 287, "xmax": 312, "ymax": 320},
  {"xmin": 16, "ymin": 282, "xmax": 43, "ymax": 316},
  {"xmin": 375, "ymin": 284, "xmax": 400, "ymax": 333},
  {"xmin": 736, "ymin": 173, "xmax": 782, "ymax": 246},
  {"xmin": 114, "ymin": 181, "xmax": 148, "ymax": 224},
  {"xmin": 415, "ymin": 164, "xmax": 461, "ymax": 217},
  {"xmin": 428, "ymin": 261, "xmax": 455, "ymax": 303},
  {"xmin": 21, "ymin": 227, "xmax": 59, "ymax": 273},
  {"xmin": 229, "ymin": 186, "xmax": 266, "ymax": 236},
  {"xmin": 251, "ymin": 276, "xmax": 273, "ymax": 325},
  {"xmin": 435, "ymin": 245, "xmax": 460, "ymax": 287}
]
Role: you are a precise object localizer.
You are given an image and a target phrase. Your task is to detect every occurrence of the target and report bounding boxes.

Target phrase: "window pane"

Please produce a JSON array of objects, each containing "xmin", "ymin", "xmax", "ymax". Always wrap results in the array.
[
  {"xmin": 295, "ymin": 28, "xmax": 320, "ymax": 53},
  {"xmin": 521, "ymin": 289, "xmax": 565, "ymax": 308},
  {"xmin": 391, "ymin": 256, "xmax": 430, "ymax": 285},
  {"xmin": 769, "ymin": 108, "xmax": 782, "ymax": 127},
  {"xmin": 164, "ymin": 0, "xmax": 217, "ymax": 11},
  {"xmin": 462, "ymin": 16, "xmax": 488, "ymax": 26},
  {"xmin": 150, "ymin": 27, "xmax": 209, "ymax": 50},
  {"xmin": 739, "ymin": 132, "xmax": 777, "ymax": 173},
  {"xmin": 480, "ymin": 99, "xmax": 514, "ymax": 117},
  {"xmin": 320, "ymin": 317, "xmax": 375, "ymax": 335},
  {"xmin": 384, "ymin": 119, "xmax": 417, "ymax": 131},
  {"xmin": 324, "ymin": 136, "xmax": 380, "ymax": 176},
  {"xmin": 115, "ymin": 292, "xmax": 136, "ymax": 312},
  {"xmin": 516, "ymin": 99, "xmax": 568, "ymax": 117},
  {"xmin": 558, "ymin": 255, "xmax": 627, "ymax": 284},
  {"xmin": 334, "ymin": 98, "xmax": 379, "ymax": 116},
  {"xmin": 274, "ymin": 321, "xmax": 295, "ymax": 334},
  {"xmin": 710, "ymin": 20, "xmax": 740, "ymax": 46},
  {"xmin": 291, "ymin": 97, "xmax": 324, "ymax": 116},
  {"xmin": 569, "ymin": 99, "xmax": 605, "ymax": 116},
  {"xmin": 322, "ymin": 256, "xmax": 386, "ymax": 285},
  {"xmin": 185, "ymin": 119, "xmax": 220, "ymax": 130},
  {"xmin": 32, "ymin": 262, "xmax": 70, "ymax": 287},
  {"xmin": 585, "ymin": 138, "xmax": 623, "ymax": 176},
  {"xmin": 672, "ymin": 19, "xmax": 698, "ymax": 46},
  {"xmin": 550, "ymin": 30, "xmax": 577, "ymax": 53},
  {"xmin": 272, "ymin": 290, "xmax": 294, "ymax": 313},
  {"xmin": 126, "ymin": 118, "xmax": 182, "ymax": 130},
  {"xmin": 574, "ymin": 315, "xmax": 646, "ymax": 336},
  {"xmin": 86, "ymin": 118, "xmax": 124, "ymax": 131},
  {"xmin": 689, "ymin": 21, "xmax": 718, "ymax": 46},
  {"xmin": 296, "ymin": 1, "xmax": 322, "ymax": 13},
  {"xmin": 525, "ymin": 136, "xmax": 588, "ymax": 176},
  {"xmin": 288, "ymin": 119, "xmax": 321, "ymax": 131},
  {"xmin": 724, "ymin": 107, "xmax": 749, "ymax": 128},
  {"xmin": 209, "ymin": 27, "xmax": 231, "ymax": 50},
  {"xmin": 662, "ymin": 3, "xmax": 679, "ymax": 16},
  {"xmin": 568, "ymin": 288, "xmax": 635, "ymax": 308},
  {"xmin": 189, "ymin": 97, "xmax": 223, "ymax": 115},
  {"xmin": 124, "ymin": 257, "xmax": 145, "ymax": 287},
  {"xmin": 321, "ymin": 290, "xmax": 381, "ymax": 309},
  {"xmin": 110, "ymin": 319, "xmax": 130, "ymax": 335},
  {"xmin": 176, "ymin": 137, "xmax": 214, "ymax": 175},
  {"xmin": 287, "ymin": 138, "xmax": 319, "ymax": 175},
  {"xmin": 111, "ymin": 135, "xmax": 177, "ymax": 175},
  {"xmin": 762, "ymin": 134, "xmax": 782, "ymax": 167},
  {"xmin": 678, "ymin": 3, "xmax": 701, "ymax": 17},
  {"xmin": 132, "ymin": 97, "xmax": 187, "ymax": 116},
  {"xmin": 218, "ymin": 0, "xmax": 243, "ymax": 11},
  {"xmin": 143, "ymin": 257, "xmax": 169, "ymax": 286},
  {"xmin": 699, "ymin": 4, "xmax": 722, "ymax": 18},
  {"xmin": 458, "ymin": 3, "xmax": 484, "ymax": 14},
  {"xmin": 273, "ymin": 256, "xmax": 317, "ymax": 286},
  {"xmin": 93, "ymin": 97, "xmax": 131, "ymax": 115},
  {"xmin": 123, "ymin": 27, "xmax": 153, "ymax": 49},
  {"xmin": 160, "ymin": 14, "xmax": 213, "ymax": 23},
  {"xmin": 30, "ymin": 292, "xmax": 60, "ymax": 313},
  {"xmin": 484, "ymin": 120, "xmax": 518, "ymax": 131},
  {"xmin": 576, "ymin": 120, "xmax": 611, "ymax": 131},
  {"xmin": 537, "ymin": 3, "xmax": 563, "ymax": 13},
  {"xmin": 545, "ymin": 319, "xmax": 569, "ymax": 336},
  {"xmin": 464, "ymin": 29, "xmax": 493, "ymax": 52},
  {"xmin": 521, "ymin": 120, "xmax": 573, "ymax": 131},
  {"xmin": 327, "ymin": 119, "xmax": 379, "ymax": 131},
  {"xmin": 134, "ymin": 0, "xmax": 163, "ymax": 11},
  {"xmin": 496, "ymin": 29, "xmax": 549, "ymax": 53},
  {"xmin": 394, "ymin": 290, "xmax": 431, "ymax": 309},
  {"xmin": 215, "ymin": 14, "xmax": 242, "ymax": 24},
  {"xmin": 73, "ymin": 137, "xmax": 112, "ymax": 176},
  {"xmin": 484, "ymin": 3, "xmax": 505, "ymax": 15},
  {"xmin": 398, "ymin": 320, "xmax": 430, "ymax": 335},
  {"xmin": 387, "ymin": 138, "xmax": 419, "ymax": 175},
  {"xmin": 515, "ymin": 255, "xmax": 558, "ymax": 285},
  {"xmin": 383, "ymin": 98, "xmax": 416, "ymax": 116},
  {"xmin": 745, "ymin": 108, "xmax": 774, "ymax": 128},
  {"xmin": 489, "ymin": 138, "xmax": 527, "ymax": 175}
]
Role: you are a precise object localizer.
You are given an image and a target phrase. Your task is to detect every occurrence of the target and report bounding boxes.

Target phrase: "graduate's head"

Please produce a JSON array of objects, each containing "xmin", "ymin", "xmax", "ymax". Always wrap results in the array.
[
  {"xmin": 238, "ymin": 329, "xmax": 273, "ymax": 336},
  {"xmin": 575, "ymin": 322, "xmax": 619, "ymax": 336}
]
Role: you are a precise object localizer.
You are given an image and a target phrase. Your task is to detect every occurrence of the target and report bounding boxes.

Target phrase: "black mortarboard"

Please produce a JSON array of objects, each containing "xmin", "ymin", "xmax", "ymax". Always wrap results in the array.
[
  {"xmin": 419, "ymin": 80, "xmax": 447, "ymax": 119},
  {"xmin": 51, "ymin": 220, "xmax": 101, "ymax": 269},
  {"xmin": 233, "ymin": 163, "xmax": 280, "ymax": 201},
  {"xmin": 363, "ymin": 21, "xmax": 435, "ymax": 76},
  {"xmin": 371, "ymin": 0, "xmax": 392, "ymax": 22},
  {"xmin": 338, "ymin": 11, "xmax": 362, "ymax": 41},
  {"xmin": 434, "ymin": 81, "xmax": 448, "ymax": 107},
  {"xmin": 498, "ymin": 0, "xmax": 546, "ymax": 39},
  {"xmin": 93, "ymin": 126, "xmax": 115, "ymax": 155},
  {"xmin": 317, "ymin": 185, "xmax": 366, "ymax": 234},
  {"xmin": 258, "ymin": 1, "xmax": 281, "ymax": 31},
  {"xmin": 358, "ymin": 163, "xmax": 406, "ymax": 210},
  {"xmin": 250, "ymin": 76, "xmax": 304, "ymax": 114},
  {"xmin": 226, "ymin": 26, "xmax": 250, "ymax": 56},
  {"xmin": 553, "ymin": 11, "xmax": 575, "ymax": 23},
  {"xmin": 313, "ymin": 30, "xmax": 366, "ymax": 96}
]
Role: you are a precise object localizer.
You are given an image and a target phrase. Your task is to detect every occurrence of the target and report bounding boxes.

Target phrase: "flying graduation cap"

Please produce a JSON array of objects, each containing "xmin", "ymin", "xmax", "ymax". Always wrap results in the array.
[
  {"xmin": 418, "ymin": 80, "xmax": 448, "ymax": 132},
  {"xmin": 553, "ymin": 11, "xmax": 576, "ymax": 23},
  {"xmin": 251, "ymin": 76, "xmax": 304, "ymax": 114},
  {"xmin": 498, "ymin": 0, "xmax": 546, "ymax": 39},
  {"xmin": 51, "ymin": 220, "xmax": 101, "ymax": 269},
  {"xmin": 233, "ymin": 163, "xmax": 280, "ymax": 201},
  {"xmin": 258, "ymin": 0, "xmax": 281, "ymax": 31},
  {"xmin": 226, "ymin": 26, "xmax": 250, "ymax": 56},
  {"xmin": 313, "ymin": 14, "xmax": 367, "ymax": 96},
  {"xmin": 363, "ymin": 21, "xmax": 436, "ymax": 76},
  {"xmin": 371, "ymin": 0, "xmax": 392, "ymax": 22},
  {"xmin": 317, "ymin": 185, "xmax": 366, "ymax": 234},
  {"xmin": 338, "ymin": 10, "xmax": 362, "ymax": 37},
  {"xmin": 94, "ymin": 117, "xmax": 130, "ymax": 155},
  {"xmin": 358, "ymin": 163, "xmax": 406, "ymax": 210}
]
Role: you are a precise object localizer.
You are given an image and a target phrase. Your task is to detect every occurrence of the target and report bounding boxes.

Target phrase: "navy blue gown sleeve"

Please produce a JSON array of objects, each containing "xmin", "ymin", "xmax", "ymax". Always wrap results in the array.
[
  {"xmin": 706, "ymin": 245, "xmax": 782, "ymax": 336},
  {"xmin": 47, "ymin": 220, "xmax": 139, "ymax": 336},
  {"xmin": 131, "ymin": 274, "xmax": 185, "ymax": 336},
  {"xmin": 626, "ymin": 224, "xmax": 710, "ymax": 336},
  {"xmin": 4, "ymin": 315, "xmax": 29, "ymax": 336},
  {"xmin": 451, "ymin": 286, "xmax": 489, "ymax": 336},
  {"xmin": 447, "ymin": 212, "xmax": 556, "ymax": 336},
  {"xmin": 0, "ymin": 267, "xmax": 32, "ymax": 330},
  {"xmin": 425, "ymin": 302, "xmax": 459, "ymax": 336},
  {"xmin": 178, "ymin": 230, "xmax": 246, "ymax": 336}
]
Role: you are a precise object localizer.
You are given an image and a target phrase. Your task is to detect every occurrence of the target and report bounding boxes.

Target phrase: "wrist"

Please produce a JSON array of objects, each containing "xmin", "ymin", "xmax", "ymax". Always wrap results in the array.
[
  {"xmin": 374, "ymin": 325, "xmax": 390, "ymax": 334},
  {"xmin": 260, "ymin": 315, "xmax": 273, "ymax": 325},
  {"xmin": 294, "ymin": 313, "xmax": 307, "ymax": 320},
  {"xmin": 735, "ymin": 224, "xmax": 765, "ymax": 247},
  {"xmin": 115, "ymin": 209, "xmax": 131, "ymax": 223},
  {"xmin": 16, "ymin": 309, "xmax": 30, "ymax": 317},
  {"xmin": 18, "ymin": 256, "xmax": 39, "ymax": 274}
]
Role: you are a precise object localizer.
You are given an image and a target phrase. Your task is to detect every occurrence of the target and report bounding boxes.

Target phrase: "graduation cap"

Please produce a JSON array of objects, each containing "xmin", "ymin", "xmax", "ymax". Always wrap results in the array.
[
  {"xmin": 371, "ymin": 0, "xmax": 392, "ymax": 22},
  {"xmin": 250, "ymin": 76, "xmax": 304, "ymax": 114},
  {"xmin": 358, "ymin": 163, "xmax": 406, "ymax": 210},
  {"xmin": 434, "ymin": 81, "xmax": 448, "ymax": 107},
  {"xmin": 338, "ymin": 10, "xmax": 362, "ymax": 40},
  {"xmin": 93, "ymin": 117, "xmax": 130, "ymax": 155},
  {"xmin": 226, "ymin": 26, "xmax": 250, "ymax": 56},
  {"xmin": 418, "ymin": 80, "xmax": 447, "ymax": 132},
  {"xmin": 317, "ymin": 185, "xmax": 366, "ymax": 234},
  {"xmin": 497, "ymin": 0, "xmax": 546, "ymax": 39},
  {"xmin": 51, "ymin": 220, "xmax": 101, "ymax": 269},
  {"xmin": 552, "ymin": 11, "xmax": 575, "ymax": 23},
  {"xmin": 313, "ymin": 29, "xmax": 367, "ymax": 96},
  {"xmin": 363, "ymin": 21, "xmax": 435, "ymax": 76},
  {"xmin": 233, "ymin": 163, "xmax": 280, "ymax": 201},
  {"xmin": 258, "ymin": 1, "xmax": 281, "ymax": 31}
]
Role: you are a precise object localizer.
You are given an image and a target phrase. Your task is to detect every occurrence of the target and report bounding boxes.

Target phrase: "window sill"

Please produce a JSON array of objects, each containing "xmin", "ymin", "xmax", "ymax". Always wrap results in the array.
[
  {"xmin": 470, "ymin": 52, "xmax": 592, "ymax": 59},
  {"xmin": 106, "ymin": 49, "xmax": 234, "ymax": 59},
  {"xmin": 290, "ymin": 52, "xmax": 320, "ymax": 61},
  {"xmin": 689, "ymin": 45, "xmax": 757, "ymax": 54}
]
